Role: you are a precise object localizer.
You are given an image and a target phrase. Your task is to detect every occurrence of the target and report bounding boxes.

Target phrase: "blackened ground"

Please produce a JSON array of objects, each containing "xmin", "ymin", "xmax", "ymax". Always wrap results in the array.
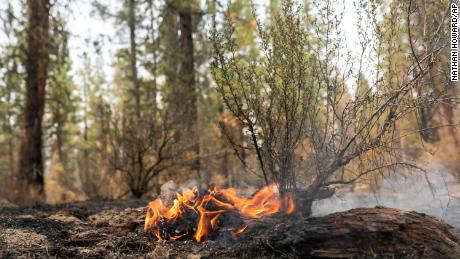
[
  {"xmin": 0, "ymin": 199, "xmax": 150, "ymax": 258},
  {"xmin": 0, "ymin": 200, "xmax": 459, "ymax": 258}
]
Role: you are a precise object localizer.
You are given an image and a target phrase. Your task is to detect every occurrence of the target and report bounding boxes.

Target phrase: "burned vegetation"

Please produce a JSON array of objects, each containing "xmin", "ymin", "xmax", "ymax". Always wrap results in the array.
[
  {"xmin": 0, "ymin": 0, "xmax": 459, "ymax": 258},
  {"xmin": 1, "ymin": 199, "xmax": 460, "ymax": 258},
  {"xmin": 144, "ymin": 184, "xmax": 295, "ymax": 242}
]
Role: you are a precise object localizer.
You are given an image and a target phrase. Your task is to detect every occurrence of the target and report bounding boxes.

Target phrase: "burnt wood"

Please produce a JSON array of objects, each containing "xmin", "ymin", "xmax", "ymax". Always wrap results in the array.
[{"xmin": 1, "ymin": 200, "xmax": 459, "ymax": 258}]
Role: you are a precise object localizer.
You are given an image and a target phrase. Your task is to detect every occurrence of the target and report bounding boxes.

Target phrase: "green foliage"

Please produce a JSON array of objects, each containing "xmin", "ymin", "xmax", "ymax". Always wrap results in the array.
[
  {"xmin": 76, "ymin": 51, "xmax": 113, "ymax": 198},
  {"xmin": 0, "ymin": 0, "xmax": 453, "ymax": 205},
  {"xmin": 212, "ymin": 0, "xmax": 327, "ymax": 191},
  {"xmin": 0, "ymin": 3, "xmax": 26, "ymax": 196},
  {"xmin": 212, "ymin": 0, "xmax": 446, "ymax": 216}
]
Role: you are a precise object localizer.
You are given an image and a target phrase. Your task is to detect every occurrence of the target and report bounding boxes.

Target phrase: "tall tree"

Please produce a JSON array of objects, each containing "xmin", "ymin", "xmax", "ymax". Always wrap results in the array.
[
  {"xmin": 128, "ymin": 0, "xmax": 141, "ymax": 118},
  {"xmin": 17, "ymin": 0, "xmax": 51, "ymax": 201},
  {"xmin": 162, "ymin": 1, "xmax": 202, "ymax": 182},
  {"xmin": 177, "ymin": 2, "xmax": 200, "ymax": 180},
  {"xmin": 411, "ymin": 0, "xmax": 456, "ymax": 143},
  {"xmin": 45, "ymin": 12, "xmax": 84, "ymax": 203},
  {"xmin": 77, "ymin": 51, "xmax": 113, "ymax": 199},
  {"xmin": 47, "ymin": 14, "xmax": 78, "ymax": 164},
  {"xmin": 0, "ymin": 3, "xmax": 26, "ymax": 200}
]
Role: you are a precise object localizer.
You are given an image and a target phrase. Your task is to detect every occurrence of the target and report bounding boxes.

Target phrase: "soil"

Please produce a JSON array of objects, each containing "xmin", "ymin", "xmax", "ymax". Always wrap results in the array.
[{"xmin": 0, "ymin": 200, "xmax": 459, "ymax": 258}]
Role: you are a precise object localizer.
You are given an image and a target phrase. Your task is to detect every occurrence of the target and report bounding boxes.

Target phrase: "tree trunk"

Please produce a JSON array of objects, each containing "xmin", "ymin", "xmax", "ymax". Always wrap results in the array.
[
  {"xmin": 128, "ymin": 0, "xmax": 141, "ymax": 118},
  {"xmin": 178, "ymin": 4, "xmax": 200, "ymax": 181},
  {"xmin": 413, "ymin": 0, "xmax": 450, "ymax": 143},
  {"xmin": 55, "ymin": 109, "xmax": 64, "ymax": 163},
  {"xmin": 17, "ymin": 0, "xmax": 50, "ymax": 202},
  {"xmin": 148, "ymin": 0, "xmax": 158, "ymax": 115}
]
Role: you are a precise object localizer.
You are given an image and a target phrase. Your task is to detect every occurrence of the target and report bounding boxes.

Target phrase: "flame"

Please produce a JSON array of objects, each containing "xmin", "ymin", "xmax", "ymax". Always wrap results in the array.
[
  {"xmin": 231, "ymin": 225, "xmax": 248, "ymax": 240},
  {"xmin": 170, "ymin": 231, "xmax": 188, "ymax": 240},
  {"xmin": 144, "ymin": 184, "xmax": 295, "ymax": 242},
  {"xmin": 284, "ymin": 192, "xmax": 296, "ymax": 214}
]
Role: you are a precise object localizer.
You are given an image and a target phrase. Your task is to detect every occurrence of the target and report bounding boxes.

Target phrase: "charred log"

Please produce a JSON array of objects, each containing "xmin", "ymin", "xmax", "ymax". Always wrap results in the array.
[
  {"xmin": 1, "ymin": 201, "xmax": 459, "ymax": 258},
  {"xmin": 214, "ymin": 207, "xmax": 460, "ymax": 258}
]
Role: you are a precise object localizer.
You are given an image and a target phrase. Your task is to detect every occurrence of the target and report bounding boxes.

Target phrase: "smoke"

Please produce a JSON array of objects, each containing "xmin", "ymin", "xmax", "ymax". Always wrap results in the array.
[{"xmin": 313, "ymin": 164, "xmax": 460, "ymax": 229}]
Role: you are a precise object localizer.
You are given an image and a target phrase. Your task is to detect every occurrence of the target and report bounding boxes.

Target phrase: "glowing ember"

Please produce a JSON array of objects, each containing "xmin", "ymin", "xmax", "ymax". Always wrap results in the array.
[
  {"xmin": 144, "ymin": 184, "xmax": 295, "ymax": 242},
  {"xmin": 231, "ymin": 225, "xmax": 248, "ymax": 240}
]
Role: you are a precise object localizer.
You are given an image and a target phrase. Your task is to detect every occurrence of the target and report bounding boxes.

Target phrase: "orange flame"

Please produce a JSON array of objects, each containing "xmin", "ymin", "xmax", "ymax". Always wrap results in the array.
[
  {"xmin": 231, "ymin": 225, "xmax": 248, "ymax": 240},
  {"xmin": 170, "ymin": 231, "xmax": 188, "ymax": 240},
  {"xmin": 144, "ymin": 184, "xmax": 295, "ymax": 242}
]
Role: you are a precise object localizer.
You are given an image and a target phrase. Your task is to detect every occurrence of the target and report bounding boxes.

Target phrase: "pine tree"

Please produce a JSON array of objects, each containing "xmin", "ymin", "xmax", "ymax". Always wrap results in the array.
[
  {"xmin": 0, "ymin": 3, "xmax": 26, "ymax": 200},
  {"xmin": 17, "ymin": 0, "xmax": 51, "ymax": 202},
  {"xmin": 45, "ymin": 12, "xmax": 83, "ymax": 203},
  {"xmin": 77, "ymin": 51, "xmax": 113, "ymax": 198}
]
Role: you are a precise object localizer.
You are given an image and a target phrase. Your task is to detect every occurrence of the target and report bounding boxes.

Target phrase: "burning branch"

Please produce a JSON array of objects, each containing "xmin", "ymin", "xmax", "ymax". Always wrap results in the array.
[{"xmin": 144, "ymin": 184, "xmax": 295, "ymax": 242}]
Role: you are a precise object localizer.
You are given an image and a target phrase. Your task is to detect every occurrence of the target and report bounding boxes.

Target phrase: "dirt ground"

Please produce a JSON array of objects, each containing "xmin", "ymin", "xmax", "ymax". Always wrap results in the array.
[
  {"xmin": 1, "ymin": 199, "xmax": 459, "ymax": 258},
  {"xmin": 0, "ymin": 199, "xmax": 151, "ymax": 258}
]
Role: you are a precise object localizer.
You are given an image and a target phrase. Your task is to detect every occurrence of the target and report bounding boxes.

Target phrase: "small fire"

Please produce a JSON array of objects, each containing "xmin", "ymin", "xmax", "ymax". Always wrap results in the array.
[{"xmin": 144, "ymin": 184, "xmax": 295, "ymax": 242}]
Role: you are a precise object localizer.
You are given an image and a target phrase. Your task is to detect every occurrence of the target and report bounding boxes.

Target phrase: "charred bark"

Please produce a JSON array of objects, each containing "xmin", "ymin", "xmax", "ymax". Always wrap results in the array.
[
  {"xmin": 212, "ymin": 207, "xmax": 460, "ymax": 258},
  {"xmin": 17, "ymin": 0, "xmax": 50, "ymax": 202},
  {"xmin": 295, "ymin": 187, "xmax": 336, "ymax": 216},
  {"xmin": 1, "ymin": 202, "xmax": 459, "ymax": 258}
]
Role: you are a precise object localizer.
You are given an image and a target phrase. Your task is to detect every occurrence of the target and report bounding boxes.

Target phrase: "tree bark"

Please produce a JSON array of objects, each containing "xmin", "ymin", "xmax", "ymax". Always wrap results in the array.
[
  {"xmin": 128, "ymin": 0, "xmax": 141, "ymax": 118},
  {"xmin": 178, "ymin": 4, "xmax": 200, "ymax": 181},
  {"xmin": 18, "ymin": 0, "xmax": 50, "ymax": 202},
  {"xmin": 148, "ymin": 0, "xmax": 158, "ymax": 116},
  {"xmin": 223, "ymin": 207, "xmax": 460, "ymax": 258}
]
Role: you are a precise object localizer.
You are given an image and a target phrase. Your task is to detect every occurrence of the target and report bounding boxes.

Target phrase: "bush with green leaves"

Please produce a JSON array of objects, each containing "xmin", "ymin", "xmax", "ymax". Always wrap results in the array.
[{"xmin": 212, "ymin": 0, "xmax": 448, "ymax": 215}]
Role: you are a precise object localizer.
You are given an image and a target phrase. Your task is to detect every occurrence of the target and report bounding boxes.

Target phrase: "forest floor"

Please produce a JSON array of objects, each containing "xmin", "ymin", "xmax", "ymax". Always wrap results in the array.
[{"xmin": 1, "ymin": 199, "xmax": 460, "ymax": 258}]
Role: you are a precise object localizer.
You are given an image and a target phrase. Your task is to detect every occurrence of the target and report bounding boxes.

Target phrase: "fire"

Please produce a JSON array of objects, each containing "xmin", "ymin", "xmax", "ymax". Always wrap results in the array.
[
  {"xmin": 231, "ymin": 225, "xmax": 248, "ymax": 240},
  {"xmin": 144, "ymin": 184, "xmax": 295, "ymax": 242}
]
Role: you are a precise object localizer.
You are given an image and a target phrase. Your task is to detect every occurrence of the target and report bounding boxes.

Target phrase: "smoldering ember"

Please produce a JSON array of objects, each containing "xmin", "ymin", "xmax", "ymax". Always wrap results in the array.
[{"xmin": 0, "ymin": 0, "xmax": 459, "ymax": 258}]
